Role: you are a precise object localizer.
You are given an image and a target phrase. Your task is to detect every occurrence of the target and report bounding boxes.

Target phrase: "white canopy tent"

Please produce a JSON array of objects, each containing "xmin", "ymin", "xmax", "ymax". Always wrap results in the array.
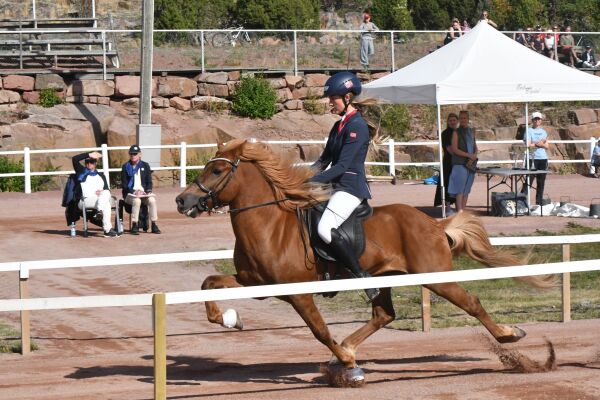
[{"xmin": 361, "ymin": 21, "xmax": 600, "ymax": 215}]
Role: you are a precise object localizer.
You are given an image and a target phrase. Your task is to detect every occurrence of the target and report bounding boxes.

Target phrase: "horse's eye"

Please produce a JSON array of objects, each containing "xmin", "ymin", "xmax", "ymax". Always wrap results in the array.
[{"xmin": 213, "ymin": 168, "xmax": 222, "ymax": 176}]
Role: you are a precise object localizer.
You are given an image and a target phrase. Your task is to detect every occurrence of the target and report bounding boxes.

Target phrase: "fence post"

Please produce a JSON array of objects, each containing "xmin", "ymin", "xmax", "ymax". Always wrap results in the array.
[
  {"xmin": 388, "ymin": 138, "xmax": 395, "ymax": 176},
  {"xmin": 561, "ymin": 244, "xmax": 571, "ymax": 322},
  {"xmin": 200, "ymin": 31, "xmax": 205, "ymax": 73},
  {"xmin": 390, "ymin": 31, "xmax": 395, "ymax": 71},
  {"xmin": 590, "ymin": 137, "xmax": 596, "ymax": 176},
  {"xmin": 153, "ymin": 293, "xmax": 167, "ymax": 400},
  {"xmin": 293, "ymin": 30, "xmax": 298, "ymax": 76},
  {"xmin": 24, "ymin": 147, "xmax": 31, "ymax": 194},
  {"xmin": 101, "ymin": 30, "xmax": 107, "ymax": 80},
  {"xmin": 180, "ymin": 142, "xmax": 187, "ymax": 188},
  {"xmin": 101, "ymin": 144, "xmax": 110, "ymax": 185},
  {"xmin": 421, "ymin": 287, "xmax": 431, "ymax": 332},
  {"xmin": 19, "ymin": 264, "xmax": 30, "ymax": 355}
]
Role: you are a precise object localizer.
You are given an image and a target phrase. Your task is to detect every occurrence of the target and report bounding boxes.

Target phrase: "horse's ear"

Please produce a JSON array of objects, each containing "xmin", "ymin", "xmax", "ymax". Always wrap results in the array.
[{"xmin": 217, "ymin": 142, "xmax": 225, "ymax": 151}]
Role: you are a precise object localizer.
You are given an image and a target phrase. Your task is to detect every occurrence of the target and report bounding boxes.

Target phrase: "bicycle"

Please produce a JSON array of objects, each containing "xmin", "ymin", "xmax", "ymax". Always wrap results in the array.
[{"xmin": 211, "ymin": 26, "xmax": 252, "ymax": 47}]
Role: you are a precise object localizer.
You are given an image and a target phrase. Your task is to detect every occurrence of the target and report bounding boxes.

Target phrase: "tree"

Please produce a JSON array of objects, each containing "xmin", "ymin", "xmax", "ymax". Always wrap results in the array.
[
  {"xmin": 371, "ymin": 0, "xmax": 415, "ymax": 30},
  {"xmin": 236, "ymin": 0, "xmax": 320, "ymax": 29},
  {"xmin": 408, "ymin": 0, "xmax": 449, "ymax": 29}
]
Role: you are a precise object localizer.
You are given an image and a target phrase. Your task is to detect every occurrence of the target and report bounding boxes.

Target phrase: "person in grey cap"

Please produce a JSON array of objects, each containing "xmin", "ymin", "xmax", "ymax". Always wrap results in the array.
[{"xmin": 121, "ymin": 144, "xmax": 161, "ymax": 234}]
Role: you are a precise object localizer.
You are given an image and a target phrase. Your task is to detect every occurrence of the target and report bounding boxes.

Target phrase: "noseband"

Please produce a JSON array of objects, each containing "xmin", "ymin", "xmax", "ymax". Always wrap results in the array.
[{"xmin": 194, "ymin": 157, "xmax": 239, "ymax": 213}]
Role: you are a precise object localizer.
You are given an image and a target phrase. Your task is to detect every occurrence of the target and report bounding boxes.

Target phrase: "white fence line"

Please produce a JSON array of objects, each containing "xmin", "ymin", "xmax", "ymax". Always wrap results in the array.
[
  {"xmin": 0, "ymin": 234, "xmax": 598, "ymax": 275},
  {"xmin": 1, "ymin": 137, "xmax": 597, "ymax": 193},
  {"xmin": 1, "ymin": 258, "xmax": 599, "ymax": 313}
]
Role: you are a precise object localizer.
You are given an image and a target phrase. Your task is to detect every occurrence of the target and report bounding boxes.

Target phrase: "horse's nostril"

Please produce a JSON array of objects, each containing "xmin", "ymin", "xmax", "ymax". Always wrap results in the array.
[{"xmin": 175, "ymin": 197, "xmax": 184, "ymax": 207}]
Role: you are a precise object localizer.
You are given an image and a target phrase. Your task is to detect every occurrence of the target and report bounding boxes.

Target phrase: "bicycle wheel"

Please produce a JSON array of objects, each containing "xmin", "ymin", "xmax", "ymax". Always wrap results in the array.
[{"xmin": 212, "ymin": 32, "xmax": 229, "ymax": 47}]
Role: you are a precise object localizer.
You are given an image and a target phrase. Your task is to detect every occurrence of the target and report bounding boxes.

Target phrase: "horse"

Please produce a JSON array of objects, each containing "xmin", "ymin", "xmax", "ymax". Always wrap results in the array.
[{"xmin": 175, "ymin": 139, "xmax": 554, "ymax": 385}]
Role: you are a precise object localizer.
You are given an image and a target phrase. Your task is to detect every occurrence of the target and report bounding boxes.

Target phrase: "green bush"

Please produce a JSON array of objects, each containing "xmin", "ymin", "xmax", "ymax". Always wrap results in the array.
[
  {"xmin": 0, "ymin": 157, "xmax": 58, "ymax": 192},
  {"xmin": 232, "ymin": 76, "xmax": 278, "ymax": 119},
  {"xmin": 364, "ymin": 104, "xmax": 412, "ymax": 141},
  {"xmin": 39, "ymin": 88, "xmax": 62, "ymax": 108}
]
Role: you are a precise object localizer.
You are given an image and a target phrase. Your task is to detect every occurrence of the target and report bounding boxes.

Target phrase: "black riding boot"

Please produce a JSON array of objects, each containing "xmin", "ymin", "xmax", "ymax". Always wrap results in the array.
[{"xmin": 329, "ymin": 228, "xmax": 379, "ymax": 301}]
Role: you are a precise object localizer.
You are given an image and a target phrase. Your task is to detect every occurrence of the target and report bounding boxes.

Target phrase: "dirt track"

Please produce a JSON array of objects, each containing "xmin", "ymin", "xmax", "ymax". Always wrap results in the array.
[{"xmin": 0, "ymin": 175, "xmax": 599, "ymax": 400}]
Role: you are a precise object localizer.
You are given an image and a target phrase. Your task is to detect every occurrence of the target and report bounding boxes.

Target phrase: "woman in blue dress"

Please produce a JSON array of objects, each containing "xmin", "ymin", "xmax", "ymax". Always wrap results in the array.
[{"xmin": 448, "ymin": 110, "xmax": 478, "ymax": 212}]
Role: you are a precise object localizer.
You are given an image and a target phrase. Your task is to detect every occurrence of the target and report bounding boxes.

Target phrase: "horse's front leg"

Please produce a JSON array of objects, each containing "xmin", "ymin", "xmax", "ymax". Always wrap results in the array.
[{"xmin": 201, "ymin": 274, "xmax": 244, "ymax": 330}]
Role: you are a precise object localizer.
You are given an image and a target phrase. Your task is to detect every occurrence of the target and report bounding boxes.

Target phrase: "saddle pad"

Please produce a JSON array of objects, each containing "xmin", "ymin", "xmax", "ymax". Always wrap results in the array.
[{"xmin": 303, "ymin": 200, "xmax": 372, "ymax": 262}]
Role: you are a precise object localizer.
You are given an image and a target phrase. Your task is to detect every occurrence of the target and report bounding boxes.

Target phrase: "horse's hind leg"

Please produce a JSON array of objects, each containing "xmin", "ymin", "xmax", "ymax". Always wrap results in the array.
[
  {"xmin": 425, "ymin": 283, "xmax": 526, "ymax": 343},
  {"xmin": 338, "ymin": 287, "xmax": 395, "ymax": 356},
  {"xmin": 286, "ymin": 294, "xmax": 359, "ymax": 369},
  {"xmin": 201, "ymin": 274, "xmax": 244, "ymax": 329}
]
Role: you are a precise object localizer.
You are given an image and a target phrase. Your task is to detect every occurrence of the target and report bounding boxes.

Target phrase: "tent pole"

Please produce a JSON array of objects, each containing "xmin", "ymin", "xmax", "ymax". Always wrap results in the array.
[
  {"xmin": 524, "ymin": 103, "xmax": 531, "ymax": 209},
  {"xmin": 437, "ymin": 104, "xmax": 446, "ymax": 218}
]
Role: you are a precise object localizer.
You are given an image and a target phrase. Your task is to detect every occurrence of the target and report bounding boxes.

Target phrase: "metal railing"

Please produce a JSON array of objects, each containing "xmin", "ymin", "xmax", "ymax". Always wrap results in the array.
[{"xmin": 0, "ymin": 138, "xmax": 597, "ymax": 193}]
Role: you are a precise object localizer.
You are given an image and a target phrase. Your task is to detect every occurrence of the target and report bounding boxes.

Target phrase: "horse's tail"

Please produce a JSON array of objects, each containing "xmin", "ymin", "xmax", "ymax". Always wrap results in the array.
[{"xmin": 441, "ymin": 212, "xmax": 556, "ymax": 289}]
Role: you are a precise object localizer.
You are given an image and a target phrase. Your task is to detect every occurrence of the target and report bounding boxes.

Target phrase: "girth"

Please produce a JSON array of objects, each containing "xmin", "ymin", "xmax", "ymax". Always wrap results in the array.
[{"xmin": 302, "ymin": 200, "xmax": 373, "ymax": 263}]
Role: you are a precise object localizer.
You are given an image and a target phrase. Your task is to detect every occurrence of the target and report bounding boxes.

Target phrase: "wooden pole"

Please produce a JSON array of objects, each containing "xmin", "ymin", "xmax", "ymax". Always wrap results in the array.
[
  {"xmin": 153, "ymin": 293, "xmax": 166, "ymax": 400},
  {"xmin": 19, "ymin": 265, "xmax": 30, "ymax": 355},
  {"xmin": 421, "ymin": 287, "xmax": 431, "ymax": 332},
  {"xmin": 561, "ymin": 244, "xmax": 571, "ymax": 322}
]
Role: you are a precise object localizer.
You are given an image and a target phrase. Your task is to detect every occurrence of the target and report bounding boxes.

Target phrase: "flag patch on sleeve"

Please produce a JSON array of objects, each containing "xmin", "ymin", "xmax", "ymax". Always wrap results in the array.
[{"xmin": 349, "ymin": 132, "xmax": 357, "ymax": 138}]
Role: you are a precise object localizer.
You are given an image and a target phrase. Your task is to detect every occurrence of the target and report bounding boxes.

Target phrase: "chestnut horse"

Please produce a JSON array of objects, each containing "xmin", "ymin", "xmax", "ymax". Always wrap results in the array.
[{"xmin": 175, "ymin": 139, "xmax": 552, "ymax": 383}]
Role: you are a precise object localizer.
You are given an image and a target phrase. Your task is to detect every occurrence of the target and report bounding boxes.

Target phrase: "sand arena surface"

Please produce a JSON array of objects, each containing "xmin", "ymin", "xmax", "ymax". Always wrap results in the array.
[{"xmin": 0, "ymin": 174, "xmax": 599, "ymax": 399}]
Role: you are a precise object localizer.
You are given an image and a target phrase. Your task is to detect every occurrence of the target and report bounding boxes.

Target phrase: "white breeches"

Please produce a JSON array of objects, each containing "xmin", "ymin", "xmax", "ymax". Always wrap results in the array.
[
  {"xmin": 317, "ymin": 191, "xmax": 362, "ymax": 244},
  {"xmin": 79, "ymin": 190, "xmax": 112, "ymax": 231}
]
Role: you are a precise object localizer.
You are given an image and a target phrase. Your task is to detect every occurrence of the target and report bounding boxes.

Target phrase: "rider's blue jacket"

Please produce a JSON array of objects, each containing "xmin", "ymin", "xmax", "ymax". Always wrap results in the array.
[{"xmin": 311, "ymin": 110, "xmax": 372, "ymax": 199}]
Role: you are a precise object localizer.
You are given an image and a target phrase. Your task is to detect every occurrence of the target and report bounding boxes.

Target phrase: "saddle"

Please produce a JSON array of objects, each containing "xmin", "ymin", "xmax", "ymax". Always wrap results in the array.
[{"xmin": 303, "ymin": 200, "xmax": 373, "ymax": 263}]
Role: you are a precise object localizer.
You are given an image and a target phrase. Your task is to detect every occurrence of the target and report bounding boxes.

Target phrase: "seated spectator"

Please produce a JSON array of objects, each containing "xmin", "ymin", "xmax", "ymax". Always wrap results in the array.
[
  {"xmin": 462, "ymin": 19, "xmax": 471, "ymax": 33},
  {"xmin": 515, "ymin": 28, "xmax": 531, "ymax": 48},
  {"xmin": 443, "ymin": 18, "xmax": 462, "ymax": 45},
  {"xmin": 72, "ymin": 152, "xmax": 119, "ymax": 237},
  {"xmin": 592, "ymin": 139, "xmax": 600, "ymax": 178},
  {"xmin": 479, "ymin": 10, "xmax": 497, "ymax": 28},
  {"xmin": 121, "ymin": 145, "xmax": 161, "ymax": 235},
  {"xmin": 544, "ymin": 29, "xmax": 556, "ymax": 59},
  {"xmin": 559, "ymin": 25, "xmax": 580, "ymax": 66},
  {"xmin": 530, "ymin": 30, "xmax": 545, "ymax": 54},
  {"xmin": 578, "ymin": 45, "xmax": 600, "ymax": 68}
]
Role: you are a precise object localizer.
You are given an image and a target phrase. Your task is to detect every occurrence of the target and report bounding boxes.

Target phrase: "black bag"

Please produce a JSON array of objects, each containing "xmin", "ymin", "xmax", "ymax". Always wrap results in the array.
[{"xmin": 491, "ymin": 192, "xmax": 528, "ymax": 217}]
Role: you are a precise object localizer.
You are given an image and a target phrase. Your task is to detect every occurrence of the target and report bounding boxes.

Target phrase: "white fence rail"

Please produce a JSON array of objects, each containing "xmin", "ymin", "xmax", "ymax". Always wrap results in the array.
[{"xmin": 1, "ymin": 138, "xmax": 597, "ymax": 193}]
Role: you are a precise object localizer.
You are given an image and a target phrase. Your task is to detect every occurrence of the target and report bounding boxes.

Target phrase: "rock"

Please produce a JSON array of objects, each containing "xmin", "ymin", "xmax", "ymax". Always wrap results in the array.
[
  {"xmin": 114, "ymin": 75, "xmax": 158, "ymax": 97},
  {"xmin": 191, "ymin": 96, "xmax": 231, "ymax": 110},
  {"xmin": 275, "ymin": 103, "xmax": 285, "ymax": 112},
  {"xmin": 356, "ymin": 72, "xmax": 370, "ymax": 81},
  {"xmin": 560, "ymin": 123, "xmax": 600, "ymax": 140},
  {"xmin": 284, "ymin": 100, "xmax": 303, "ymax": 110},
  {"xmin": 0, "ymin": 90, "xmax": 21, "ymax": 104},
  {"xmin": 66, "ymin": 80, "xmax": 115, "ymax": 97},
  {"xmin": 268, "ymin": 78, "xmax": 287, "ymax": 89},
  {"xmin": 88, "ymin": 96, "xmax": 98, "ymax": 104},
  {"xmin": 227, "ymin": 81, "xmax": 240, "ymax": 94},
  {"xmin": 197, "ymin": 83, "xmax": 229, "ymax": 98},
  {"xmin": 259, "ymin": 37, "xmax": 281, "ymax": 46},
  {"xmin": 493, "ymin": 126, "xmax": 518, "ymax": 140},
  {"xmin": 276, "ymin": 88, "xmax": 293, "ymax": 103},
  {"xmin": 169, "ymin": 97, "xmax": 192, "ymax": 111},
  {"xmin": 3, "ymin": 75, "xmax": 35, "ymax": 91},
  {"xmin": 122, "ymin": 97, "xmax": 140, "ymax": 107},
  {"xmin": 97, "ymin": 97, "xmax": 111, "ymax": 106},
  {"xmin": 319, "ymin": 34, "xmax": 338, "ymax": 45},
  {"xmin": 34, "ymin": 74, "xmax": 66, "ymax": 91},
  {"xmin": 285, "ymin": 75, "xmax": 304, "ymax": 89},
  {"xmin": 292, "ymin": 86, "xmax": 324, "ymax": 99},
  {"xmin": 106, "ymin": 116, "xmax": 138, "ymax": 166},
  {"xmin": 569, "ymin": 108, "xmax": 598, "ymax": 125},
  {"xmin": 304, "ymin": 73, "xmax": 329, "ymax": 87},
  {"xmin": 0, "ymin": 77, "xmax": 2, "ymax": 88},
  {"xmin": 227, "ymin": 71, "xmax": 241, "ymax": 81},
  {"xmin": 22, "ymin": 91, "xmax": 40, "ymax": 104},
  {"xmin": 27, "ymin": 103, "xmax": 116, "ymax": 136},
  {"xmin": 595, "ymin": 109, "xmax": 600, "ymax": 121},
  {"xmin": 152, "ymin": 97, "xmax": 170, "ymax": 108},
  {"xmin": 200, "ymin": 72, "xmax": 229, "ymax": 85},
  {"xmin": 65, "ymin": 96, "xmax": 87, "ymax": 103},
  {"xmin": 157, "ymin": 76, "xmax": 198, "ymax": 98},
  {"xmin": 475, "ymin": 129, "xmax": 494, "ymax": 140}
]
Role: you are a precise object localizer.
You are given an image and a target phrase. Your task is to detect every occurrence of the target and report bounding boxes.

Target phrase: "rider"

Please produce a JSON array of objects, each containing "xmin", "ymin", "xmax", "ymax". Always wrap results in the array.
[{"xmin": 311, "ymin": 71, "xmax": 379, "ymax": 301}]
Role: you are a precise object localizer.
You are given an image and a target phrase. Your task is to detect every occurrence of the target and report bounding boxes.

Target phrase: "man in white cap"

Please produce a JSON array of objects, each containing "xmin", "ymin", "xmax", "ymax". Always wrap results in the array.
[
  {"xmin": 121, "ymin": 144, "xmax": 161, "ymax": 234},
  {"xmin": 524, "ymin": 112, "xmax": 549, "ymax": 205}
]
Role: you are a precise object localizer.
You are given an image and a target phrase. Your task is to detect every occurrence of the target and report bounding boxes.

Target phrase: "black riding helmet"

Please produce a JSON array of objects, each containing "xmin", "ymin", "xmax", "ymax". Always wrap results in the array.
[{"xmin": 324, "ymin": 71, "xmax": 362, "ymax": 98}]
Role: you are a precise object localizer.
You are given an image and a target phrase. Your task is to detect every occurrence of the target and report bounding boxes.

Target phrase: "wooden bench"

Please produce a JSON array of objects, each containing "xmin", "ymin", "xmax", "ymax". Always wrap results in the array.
[{"xmin": 0, "ymin": 18, "xmax": 97, "ymax": 30}]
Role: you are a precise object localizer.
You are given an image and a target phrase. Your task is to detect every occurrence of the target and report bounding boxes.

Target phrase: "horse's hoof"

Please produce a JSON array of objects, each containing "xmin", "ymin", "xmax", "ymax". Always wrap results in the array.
[
  {"xmin": 497, "ymin": 326, "xmax": 527, "ymax": 343},
  {"xmin": 221, "ymin": 308, "xmax": 243, "ymax": 330},
  {"xmin": 344, "ymin": 367, "xmax": 366, "ymax": 384},
  {"xmin": 321, "ymin": 364, "xmax": 366, "ymax": 388}
]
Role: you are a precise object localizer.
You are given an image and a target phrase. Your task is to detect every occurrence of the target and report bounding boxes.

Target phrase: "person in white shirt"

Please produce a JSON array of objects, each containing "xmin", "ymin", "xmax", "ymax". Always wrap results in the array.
[{"xmin": 72, "ymin": 152, "xmax": 119, "ymax": 237}]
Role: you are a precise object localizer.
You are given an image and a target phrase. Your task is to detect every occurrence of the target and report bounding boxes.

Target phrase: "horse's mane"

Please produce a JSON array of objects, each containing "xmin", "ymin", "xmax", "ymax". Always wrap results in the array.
[{"xmin": 219, "ymin": 139, "xmax": 331, "ymax": 211}]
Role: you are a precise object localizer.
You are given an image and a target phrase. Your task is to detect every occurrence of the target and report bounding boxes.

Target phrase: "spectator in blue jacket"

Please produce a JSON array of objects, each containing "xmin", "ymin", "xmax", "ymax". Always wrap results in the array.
[
  {"xmin": 592, "ymin": 139, "xmax": 600, "ymax": 177},
  {"xmin": 121, "ymin": 145, "xmax": 161, "ymax": 234}
]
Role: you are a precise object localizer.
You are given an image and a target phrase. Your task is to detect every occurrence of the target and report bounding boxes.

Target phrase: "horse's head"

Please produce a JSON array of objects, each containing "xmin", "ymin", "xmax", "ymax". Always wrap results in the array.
[{"xmin": 176, "ymin": 142, "xmax": 244, "ymax": 217}]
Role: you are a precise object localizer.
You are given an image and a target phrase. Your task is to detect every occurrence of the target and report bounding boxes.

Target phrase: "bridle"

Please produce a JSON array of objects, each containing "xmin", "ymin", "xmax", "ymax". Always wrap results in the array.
[
  {"xmin": 194, "ymin": 157, "xmax": 240, "ymax": 213},
  {"xmin": 193, "ymin": 156, "xmax": 287, "ymax": 214}
]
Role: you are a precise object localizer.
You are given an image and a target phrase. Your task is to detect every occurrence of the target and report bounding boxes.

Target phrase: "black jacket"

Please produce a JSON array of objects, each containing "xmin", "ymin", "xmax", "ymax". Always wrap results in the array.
[{"xmin": 121, "ymin": 160, "xmax": 153, "ymax": 199}]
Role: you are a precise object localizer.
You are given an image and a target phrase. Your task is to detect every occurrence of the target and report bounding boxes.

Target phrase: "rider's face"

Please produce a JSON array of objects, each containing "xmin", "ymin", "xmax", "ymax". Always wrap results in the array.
[{"xmin": 329, "ymin": 95, "xmax": 347, "ymax": 114}]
